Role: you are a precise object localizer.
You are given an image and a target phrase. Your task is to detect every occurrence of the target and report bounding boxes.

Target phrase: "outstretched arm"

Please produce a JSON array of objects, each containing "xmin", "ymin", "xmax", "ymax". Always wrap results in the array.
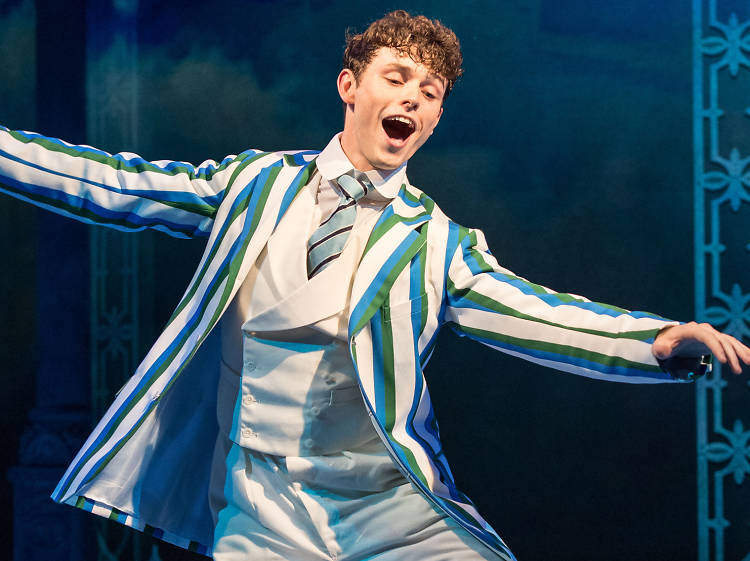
[
  {"xmin": 443, "ymin": 225, "xmax": 707, "ymax": 383},
  {"xmin": 0, "ymin": 125, "xmax": 264, "ymax": 238}
]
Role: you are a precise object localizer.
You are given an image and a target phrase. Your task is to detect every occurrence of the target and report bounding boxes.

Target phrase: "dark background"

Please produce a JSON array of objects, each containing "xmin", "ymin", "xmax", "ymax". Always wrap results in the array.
[{"xmin": 0, "ymin": 1, "xmax": 708, "ymax": 559}]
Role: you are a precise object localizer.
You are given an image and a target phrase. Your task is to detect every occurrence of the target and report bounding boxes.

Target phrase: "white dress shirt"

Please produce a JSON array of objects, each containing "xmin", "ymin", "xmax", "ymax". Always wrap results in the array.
[{"xmin": 314, "ymin": 132, "xmax": 406, "ymax": 223}]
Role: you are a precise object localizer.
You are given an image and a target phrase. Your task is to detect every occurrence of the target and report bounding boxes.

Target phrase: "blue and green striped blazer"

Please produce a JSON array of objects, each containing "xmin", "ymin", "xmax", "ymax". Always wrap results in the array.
[{"xmin": 0, "ymin": 126, "xmax": 679, "ymax": 560}]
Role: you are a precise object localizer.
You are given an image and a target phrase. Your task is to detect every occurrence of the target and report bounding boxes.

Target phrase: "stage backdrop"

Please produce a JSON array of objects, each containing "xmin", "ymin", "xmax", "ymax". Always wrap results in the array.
[{"xmin": 0, "ymin": 1, "xmax": 747, "ymax": 560}]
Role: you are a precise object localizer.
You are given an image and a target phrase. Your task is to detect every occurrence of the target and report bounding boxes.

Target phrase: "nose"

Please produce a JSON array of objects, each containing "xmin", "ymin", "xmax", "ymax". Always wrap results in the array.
[{"xmin": 401, "ymin": 81, "xmax": 420, "ymax": 109}]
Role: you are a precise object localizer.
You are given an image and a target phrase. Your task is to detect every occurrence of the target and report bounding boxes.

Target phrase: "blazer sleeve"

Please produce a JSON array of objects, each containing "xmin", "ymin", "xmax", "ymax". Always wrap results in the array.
[
  {"xmin": 0, "ymin": 125, "xmax": 265, "ymax": 238},
  {"xmin": 442, "ymin": 225, "xmax": 680, "ymax": 383}
]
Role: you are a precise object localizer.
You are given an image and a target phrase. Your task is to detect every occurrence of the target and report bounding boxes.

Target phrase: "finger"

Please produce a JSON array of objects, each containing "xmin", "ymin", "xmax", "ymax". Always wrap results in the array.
[
  {"xmin": 717, "ymin": 335, "xmax": 742, "ymax": 374},
  {"xmin": 727, "ymin": 336, "xmax": 750, "ymax": 367},
  {"xmin": 700, "ymin": 328, "xmax": 728, "ymax": 364}
]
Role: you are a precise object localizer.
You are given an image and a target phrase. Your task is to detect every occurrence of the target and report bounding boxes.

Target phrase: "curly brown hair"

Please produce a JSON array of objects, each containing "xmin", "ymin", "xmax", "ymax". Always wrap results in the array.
[{"xmin": 343, "ymin": 10, "xmax": 463, "ymax": 99}]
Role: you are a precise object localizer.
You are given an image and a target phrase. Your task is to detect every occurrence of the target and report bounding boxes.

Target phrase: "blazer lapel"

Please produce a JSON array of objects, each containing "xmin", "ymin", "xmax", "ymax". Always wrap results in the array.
[
  {"xmin": 348, "ymin": 183, "xmax": 431, "ymax": 338},
  {"xmin": 225, "ymin": 155, "xmax": 318, "ymax": 311}
]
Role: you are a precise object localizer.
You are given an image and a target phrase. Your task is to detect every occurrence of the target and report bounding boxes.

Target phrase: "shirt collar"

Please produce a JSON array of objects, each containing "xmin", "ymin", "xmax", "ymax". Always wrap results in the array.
[{"xmin": 316, "ymin": 133, "xmax": 406, "ymax": 201}]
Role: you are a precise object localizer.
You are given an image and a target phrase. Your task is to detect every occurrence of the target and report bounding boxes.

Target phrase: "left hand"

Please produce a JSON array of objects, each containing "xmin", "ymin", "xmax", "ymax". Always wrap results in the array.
[{"xmin": 653, "ymin": 322, "xmax": 750, "ymax": 375}]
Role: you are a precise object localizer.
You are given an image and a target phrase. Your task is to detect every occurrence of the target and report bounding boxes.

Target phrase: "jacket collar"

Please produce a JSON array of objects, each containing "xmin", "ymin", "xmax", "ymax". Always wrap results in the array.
[{"xmin": 281, "ymin": 150, "xmax": 431, "ymax": 338}]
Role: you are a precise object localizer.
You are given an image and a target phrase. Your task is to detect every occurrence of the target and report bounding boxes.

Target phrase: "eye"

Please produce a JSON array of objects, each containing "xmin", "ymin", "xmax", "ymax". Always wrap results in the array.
[
  {"xmin": 423, "ymin": 91, "xmax": 437, "ymax": 100},
  {"xmin": 387, "ymin": 78, "xmax": 402, "ymax": 85}
]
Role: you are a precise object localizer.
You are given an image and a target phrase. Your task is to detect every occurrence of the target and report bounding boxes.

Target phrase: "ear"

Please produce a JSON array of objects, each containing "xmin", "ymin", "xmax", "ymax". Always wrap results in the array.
[
  {"xmin": 337, "ymin": 68, "xmax": 357, "ymax": 105},
  {"xmin": 430, "ymin": 106, "xmax": 443, "ymax": 135}
]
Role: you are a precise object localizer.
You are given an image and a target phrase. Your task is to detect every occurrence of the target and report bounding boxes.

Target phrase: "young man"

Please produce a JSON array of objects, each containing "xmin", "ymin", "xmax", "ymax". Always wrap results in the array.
[{"xmin": 0, "ymin": 10, "xmax": 747, "ymax": 561}]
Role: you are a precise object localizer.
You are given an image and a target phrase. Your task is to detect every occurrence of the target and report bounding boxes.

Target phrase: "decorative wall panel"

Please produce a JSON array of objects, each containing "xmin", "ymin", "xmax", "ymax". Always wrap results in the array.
[
  {"xmin": 86, "ymin": 1, "xmax": 157, "ymax": 560},
  {"xmin": 694, "ymin": 1, "xmax": 750, "ymax": 560}
]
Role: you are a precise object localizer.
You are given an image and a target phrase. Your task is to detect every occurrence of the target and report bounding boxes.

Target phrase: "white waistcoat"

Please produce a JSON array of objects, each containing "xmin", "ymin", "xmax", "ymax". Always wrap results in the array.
[{"xmin": 217, "ymin": 179, "xmax": 383, "ymax": 456}]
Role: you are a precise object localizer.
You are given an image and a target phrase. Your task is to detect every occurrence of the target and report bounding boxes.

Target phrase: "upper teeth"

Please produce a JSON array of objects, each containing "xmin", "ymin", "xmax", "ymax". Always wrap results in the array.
[{"xmin": 390, "ymin": 116, "xmax": 413, "ymax": 127}]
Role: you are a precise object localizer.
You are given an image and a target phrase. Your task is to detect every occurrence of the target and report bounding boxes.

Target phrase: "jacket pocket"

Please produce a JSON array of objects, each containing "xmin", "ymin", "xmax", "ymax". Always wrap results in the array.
[{"xmin": 382, "ymin": 292, "xmax": 427, "ymax": 323}]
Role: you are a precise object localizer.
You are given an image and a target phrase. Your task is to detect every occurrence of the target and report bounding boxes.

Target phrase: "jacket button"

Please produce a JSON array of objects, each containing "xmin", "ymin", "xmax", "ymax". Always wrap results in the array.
[
  {"xmin": 303, "ymin": 438, "xmax": 314, "ymax": 449},
  {"xmin": 310, "ymin": 405, "xmax": 321, "ymax": 416}
]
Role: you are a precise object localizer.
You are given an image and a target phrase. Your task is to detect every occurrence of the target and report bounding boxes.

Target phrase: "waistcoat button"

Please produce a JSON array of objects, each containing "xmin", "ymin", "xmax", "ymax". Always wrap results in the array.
[{"xmin": 244, "ymin": 359, "xmax": 256, "ymax": 371}]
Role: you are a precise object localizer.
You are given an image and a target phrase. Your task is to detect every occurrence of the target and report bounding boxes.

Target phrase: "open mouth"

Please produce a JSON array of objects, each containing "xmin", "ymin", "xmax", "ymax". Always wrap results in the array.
[{"xmin": 382, "ymin": 116, "xmax": 415, "ymax": 142}]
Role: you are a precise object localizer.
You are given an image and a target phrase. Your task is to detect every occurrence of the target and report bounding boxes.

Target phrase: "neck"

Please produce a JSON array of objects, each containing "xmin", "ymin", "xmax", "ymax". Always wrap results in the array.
[{"xmin": 338, "ymin": 130, "xmax": 375, "ymax": 171}]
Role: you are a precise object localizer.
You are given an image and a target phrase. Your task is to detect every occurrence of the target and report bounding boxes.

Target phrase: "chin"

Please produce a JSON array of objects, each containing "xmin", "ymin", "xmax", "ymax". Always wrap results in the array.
[
  {"xmin": 374, "ymin": 159, "xmax": 402, "ymax": 171},
  {"xmin": 365, "ymin": 155, "xmax": 401, "ymax": 171},
  {"xmin": 373, "ymin": 150, "xmax": 410, "ymax": 170}
]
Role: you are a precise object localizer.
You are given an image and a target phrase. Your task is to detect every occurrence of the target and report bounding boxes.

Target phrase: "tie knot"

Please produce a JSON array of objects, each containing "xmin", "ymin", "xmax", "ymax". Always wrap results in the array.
[{"xmin": 335, "ymin": 170, "xmax": 373, "ymax": 202}]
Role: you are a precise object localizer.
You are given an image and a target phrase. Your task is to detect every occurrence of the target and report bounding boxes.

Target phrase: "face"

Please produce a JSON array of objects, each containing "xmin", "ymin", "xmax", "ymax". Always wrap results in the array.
[{"xmin": 337, "ymin": 47, "xmax": 445, "ymax": 171}]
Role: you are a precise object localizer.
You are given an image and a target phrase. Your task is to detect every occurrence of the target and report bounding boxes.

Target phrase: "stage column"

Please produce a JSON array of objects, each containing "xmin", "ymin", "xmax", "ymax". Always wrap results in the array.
[{"xmin": 8, "ymin": 1, "xmax": 96, "ymax": 560}]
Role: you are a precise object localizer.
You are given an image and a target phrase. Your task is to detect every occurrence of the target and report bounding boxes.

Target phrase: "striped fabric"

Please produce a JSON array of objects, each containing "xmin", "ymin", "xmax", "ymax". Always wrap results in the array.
[
  {"xmin": 74, "ymin": 496, "xmax": 210, "ymax": 556},
  {"xmin": 0, "ymin": 125, "xmax": 680, "ymax": 560},
  {"xmin": 307, "ymin": 170, "xmax": 372, "ymax": 277}
]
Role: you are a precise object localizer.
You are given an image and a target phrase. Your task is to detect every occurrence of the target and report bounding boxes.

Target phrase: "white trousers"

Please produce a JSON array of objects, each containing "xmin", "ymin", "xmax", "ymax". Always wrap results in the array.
[{"xmin": 209, "ymin": 434, "xmax": 499, "ymax": 560}]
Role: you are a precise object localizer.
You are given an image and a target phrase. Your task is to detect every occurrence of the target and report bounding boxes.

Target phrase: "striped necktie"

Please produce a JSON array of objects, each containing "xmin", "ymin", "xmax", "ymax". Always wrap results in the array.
[{"xmin": 307, "ymin": 170, "xmax": 373, "ymax": 278}]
